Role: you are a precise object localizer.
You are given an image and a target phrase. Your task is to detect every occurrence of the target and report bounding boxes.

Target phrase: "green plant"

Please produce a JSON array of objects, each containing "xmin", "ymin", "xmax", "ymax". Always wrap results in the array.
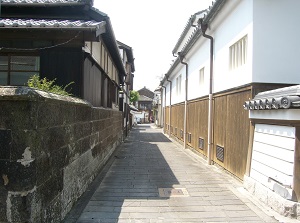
[
  {"xmin": 27, "ymin": 74, "xmax": 74, "ymax": 96},
  {"xmin": 130, "ymin": 90, "xmax": 139, "ymax": 104}
]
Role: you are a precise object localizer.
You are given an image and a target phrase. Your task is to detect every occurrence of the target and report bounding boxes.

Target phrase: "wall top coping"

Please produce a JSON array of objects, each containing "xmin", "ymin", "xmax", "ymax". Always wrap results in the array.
[
  {"xmin": 244, "ymin": 85, "xmax": 300, "ymax": 111},
  {"xmin": 0, "ymin": 86, "xmax": 91, "ymax": 106}
]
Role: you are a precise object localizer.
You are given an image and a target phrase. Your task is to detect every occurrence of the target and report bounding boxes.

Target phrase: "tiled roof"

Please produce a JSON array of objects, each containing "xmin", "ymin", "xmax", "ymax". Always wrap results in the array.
[
  {"xmin": 0, "ymin": 18, "xmax": 102, "ymax": 28},
  {"xmin": 1, "ymin": 0, "xmax": 83, "ymax": 4},
  {"xmin": 243, "ymin": 85, "xmax": 300, "ymax": 110},
  {"xmin": 138, "ymin": 95, "xmax": 153, "ymax": 102}
]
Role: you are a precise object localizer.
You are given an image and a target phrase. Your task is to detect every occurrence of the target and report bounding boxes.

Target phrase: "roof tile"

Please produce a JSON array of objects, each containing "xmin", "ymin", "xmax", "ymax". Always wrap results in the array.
[
  {"xmin": 0, "ymin": 18, "xmax": 101, "ymax": 28},
  {"xmin": 1, "ymin": 0, "xmax": 81, "ymax": 3}
]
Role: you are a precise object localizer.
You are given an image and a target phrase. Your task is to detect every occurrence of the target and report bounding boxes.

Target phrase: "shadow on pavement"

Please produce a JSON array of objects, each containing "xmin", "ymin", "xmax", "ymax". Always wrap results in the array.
[{"xmin": 64, "ymin": 124, "xmax": 180, "ymax": 222}]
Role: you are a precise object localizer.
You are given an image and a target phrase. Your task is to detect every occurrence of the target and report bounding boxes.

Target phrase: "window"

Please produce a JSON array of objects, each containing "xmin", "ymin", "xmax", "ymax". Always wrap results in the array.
[
  {"xmin": 199, "ymin": 67, "xmax": 204, "ymax": 87},
  {"xmin": 229, "ymin": 35, "xmax": 247, "ymax": 70},
  {"xmin": 0, "ymin": 55, "xmax": 40, "ymax": 85},
  {"xmin": 176, "ymin": 74, "xmax": 181, "ymax": 96}
]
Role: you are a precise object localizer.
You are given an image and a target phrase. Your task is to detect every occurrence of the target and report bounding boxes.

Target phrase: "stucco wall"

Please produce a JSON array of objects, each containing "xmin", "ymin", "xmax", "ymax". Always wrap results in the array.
[
  {"xmin": 0, "ymin": 87, "xmax": 123, "ymax": 223},
  {"xmin": 253, "ymin": 0, "xmax": 300, "ymax": 84}
]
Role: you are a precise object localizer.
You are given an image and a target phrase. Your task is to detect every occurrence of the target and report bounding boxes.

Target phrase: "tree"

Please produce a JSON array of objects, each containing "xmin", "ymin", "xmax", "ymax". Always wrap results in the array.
[{"xmin": 130, "ymin": 90, "xmax": 139, "ymax": 104}]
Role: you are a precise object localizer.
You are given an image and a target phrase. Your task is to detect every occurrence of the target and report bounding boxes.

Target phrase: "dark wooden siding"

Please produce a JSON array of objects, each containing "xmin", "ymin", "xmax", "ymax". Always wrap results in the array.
[
  {"xmin": 83, "ymin": 57, "xmax": 102, "ymax": 107},
  {"xmin": 40, "ymin": 47, "xmax": 83, "ymax": 97}
]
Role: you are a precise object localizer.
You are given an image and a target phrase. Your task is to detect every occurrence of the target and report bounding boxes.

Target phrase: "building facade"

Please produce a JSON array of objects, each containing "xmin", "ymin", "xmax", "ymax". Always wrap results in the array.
[{"xmin": 160, "ymin": 0, "xmax": 300, "ymax": 181}]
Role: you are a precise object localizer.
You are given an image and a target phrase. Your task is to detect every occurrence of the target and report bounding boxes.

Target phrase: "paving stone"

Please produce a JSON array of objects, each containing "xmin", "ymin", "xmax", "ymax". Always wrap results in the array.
[{"xmin": 63, "ymin": 124, "xmax": 284, "ymax": 223}]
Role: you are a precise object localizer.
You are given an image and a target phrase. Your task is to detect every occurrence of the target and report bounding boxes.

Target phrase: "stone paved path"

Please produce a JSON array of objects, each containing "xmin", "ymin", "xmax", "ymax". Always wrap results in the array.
[{"xmin": 63, "ymin": 124, "xmax": 290, "ymax": 223}]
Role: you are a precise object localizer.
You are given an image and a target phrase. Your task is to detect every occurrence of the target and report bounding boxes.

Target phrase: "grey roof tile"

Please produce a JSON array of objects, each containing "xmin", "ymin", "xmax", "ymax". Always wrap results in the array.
[
  {"xmin": 0, "ymin": 18, "xmax": 101, "ymax": 28},
  {"xmin": 1, "ymin": 0, "xmax": 82, "ymax": 3}
]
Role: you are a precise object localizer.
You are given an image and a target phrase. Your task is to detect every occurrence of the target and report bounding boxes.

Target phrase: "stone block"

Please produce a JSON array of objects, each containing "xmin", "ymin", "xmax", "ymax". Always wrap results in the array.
[
  {"xmin": 243, "ymin": 175, "xmax": 255, "ymax": 195},
  {"xmin": 36, "ymin": 152, "xmax": 52, "ymax": 185},
  {"xmin": 10, "ymin": 130, "xmax": 39, "ymax": 161},
  {"xmin": 0, "ymin": 129, "xmax": 12, "ymax": 160},
  {"xmin": 0, "ymin": 101, "xmax": 38, "ymax": 130},
  {"xmin": 37, "ymin": 103, "xmax": 76, "ymax": 128},
  {"xmin": 73, "ymin": 122, "xmax": 92, "ymax": 141},
  {"xmin": 37, "ymin": 102, "xmax": 64, "ymax": 128},
  {"xmin": 37, "ymin": 171, "xmax": 63, "ymax": 207},
  {"xmin": 39, "ymin": 126, "xmax": 69, "ymax": 151},
  {"xmin": 41, "ymin": 195, "xmax": 62, "ymax": 223},
  {"xmin": 0, "ymin": 160, "xmax": 36, "ymax": 192},
  {"xmin": 75, "ymin": 105, "xmax": 92, "ymax": 122},
  {"xmin": 0, "ymin": 187, "xmax": 8, "ymax": 222},
  {"xmin": 268, "ymin": 189, "xmax": 297, "ymax": 217},
  {"xmin": 254, "ymin": 181, "xmax": 269, "ymax": 204}
]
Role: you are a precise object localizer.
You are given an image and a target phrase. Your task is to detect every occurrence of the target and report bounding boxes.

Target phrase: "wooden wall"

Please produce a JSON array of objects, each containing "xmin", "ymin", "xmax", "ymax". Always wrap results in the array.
[
  {"xmin": 187, "ymin": 98, "xmax": 208, "ymax": 155},
  {"xmin": 40, "ymin": 47, "xmax": 83, "ymax": 97},
  {"xmin": 165, "ymin": 106, "xmax": 170, "ymax": 131},
  {"xmin": 86, "ymin": 40, "xmax": 119, "ymax": 85},
  {"xmin": 83, "ymin": 56, "xmax": 102, "ymax": 107},
  {"xmin": 213, "ymin": 89, "xmax": 251, "ymax": 179},
  {"xmin": 163, "ymin": 86, "xmax": 251, "ymax": 180},
  {"xmin": 171, "ymin": 103, "xmax": 184, "ymax": 138}
]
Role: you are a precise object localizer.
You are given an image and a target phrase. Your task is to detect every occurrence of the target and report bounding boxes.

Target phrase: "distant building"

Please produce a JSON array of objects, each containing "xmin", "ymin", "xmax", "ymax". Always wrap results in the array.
[{"xmin": 137, "ymin": 86, "xmax": 154, "ymax": 123}]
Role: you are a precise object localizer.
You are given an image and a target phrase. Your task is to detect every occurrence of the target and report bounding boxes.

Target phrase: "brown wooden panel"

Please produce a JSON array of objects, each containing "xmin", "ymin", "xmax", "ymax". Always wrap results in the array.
[
  {"xmin": 224, "ymin": 90, "xmax": 251, "ymax": 179},
  {"xmin": 197, "ymin": 99, "xmax": 208, "ymax": 155},
  {"xmin": 213, "ymin": 96, "xmax": 227, "ymax": 167}
]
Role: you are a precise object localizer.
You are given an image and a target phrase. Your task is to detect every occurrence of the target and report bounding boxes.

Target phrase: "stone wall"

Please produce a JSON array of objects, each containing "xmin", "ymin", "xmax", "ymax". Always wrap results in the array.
[{"xmin": 0, "ymin": 87, "xmax": 123, "ymax": 222}]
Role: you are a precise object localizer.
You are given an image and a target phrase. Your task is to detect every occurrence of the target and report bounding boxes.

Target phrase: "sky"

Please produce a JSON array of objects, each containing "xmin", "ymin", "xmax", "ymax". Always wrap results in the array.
[{"xmin": 94, "ymin": 0, "xmax": 212, "ymax": 92}]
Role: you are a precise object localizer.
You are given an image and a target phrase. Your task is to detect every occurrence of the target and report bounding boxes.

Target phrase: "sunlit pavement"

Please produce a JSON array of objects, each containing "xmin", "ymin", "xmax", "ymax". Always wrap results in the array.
[{"xmin": 64, "ymin": 124, "xmax": 297, "ymax": 223}]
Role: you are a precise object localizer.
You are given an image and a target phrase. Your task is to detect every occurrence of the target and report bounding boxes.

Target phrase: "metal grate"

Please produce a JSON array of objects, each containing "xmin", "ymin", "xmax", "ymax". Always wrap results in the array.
[
  {"xmin": 188, "ymin": 133, "xmax": 192, "ymax": 143},
  {"xmin": 198, "ymin": 137, "xmax": 204, "ymax": 150},
  {"xmin": 216, "ymin": 145, "xmax": 224, "ymax": 162}
]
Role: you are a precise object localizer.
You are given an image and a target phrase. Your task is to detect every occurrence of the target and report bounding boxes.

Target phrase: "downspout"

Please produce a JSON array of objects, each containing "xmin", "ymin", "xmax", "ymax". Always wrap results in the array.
[
  {"xmin": 199, "ymin": 18, "xmax": 214, "ymax": 165},
  {"xmin": 178, "ymin": 52, "xmax": 188, "ymax": 149},
  {"xmin": 166, "ymin": 77, "xmax": 172, "ymax": 138},
  {"xmin": 161, "ymin": 86, "xmax": 167, "ymax": 130}
]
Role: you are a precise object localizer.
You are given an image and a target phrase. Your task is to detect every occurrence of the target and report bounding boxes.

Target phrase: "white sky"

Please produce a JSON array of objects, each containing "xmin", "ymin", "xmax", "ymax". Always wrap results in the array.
[{"xmin": 94, "ymin": 0, "xmax": 212, "ymax": 92}]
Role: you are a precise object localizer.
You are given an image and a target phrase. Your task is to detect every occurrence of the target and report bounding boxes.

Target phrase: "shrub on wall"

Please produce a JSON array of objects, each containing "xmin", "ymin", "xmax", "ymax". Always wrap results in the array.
[{"xmin": 27, "ymin": 74, "xmax": 74, "ymax": 96}]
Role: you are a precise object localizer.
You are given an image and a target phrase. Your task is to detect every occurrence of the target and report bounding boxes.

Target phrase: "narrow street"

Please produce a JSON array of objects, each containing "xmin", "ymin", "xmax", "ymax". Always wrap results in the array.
[{"xmin": 64, "ymin": 124, "xmax": 292, "ymax": 223}]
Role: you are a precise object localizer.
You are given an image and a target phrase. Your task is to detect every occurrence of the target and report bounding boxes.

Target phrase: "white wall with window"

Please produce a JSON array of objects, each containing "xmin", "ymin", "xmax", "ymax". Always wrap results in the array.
[{"xmin": 162, "ymin": 0, "xmax": 300, "ymax": 107}]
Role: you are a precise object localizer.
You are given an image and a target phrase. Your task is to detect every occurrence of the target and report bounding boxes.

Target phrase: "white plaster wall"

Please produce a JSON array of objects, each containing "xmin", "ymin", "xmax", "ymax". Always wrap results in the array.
[
  {"xmin": 187, "ymin": 39, "xmax": 210, "ymax": 100},
  {"xmin": 252, "ymin": 0, "xmax": 300, "ymax": 84},
  {"xmin": 213, "ymin": 0, "xmax": 253, "ymax": 93},
  {"xmin": 174, "ymin": 0, "xmax": 254, "ymax": 101},
  {"xmin": 165, "ymin": 82, "xmax": 171, "ymax": 106}
]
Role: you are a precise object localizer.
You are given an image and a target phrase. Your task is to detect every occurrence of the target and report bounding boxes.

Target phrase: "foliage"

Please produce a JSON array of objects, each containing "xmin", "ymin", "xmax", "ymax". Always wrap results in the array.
[
  {"xmin": 130, "ymin": 90, "xmax": 139, "ymax": 103},
  {"xmin": 27, "ymin": 74, "xmax": 74, "ymax": 96}
]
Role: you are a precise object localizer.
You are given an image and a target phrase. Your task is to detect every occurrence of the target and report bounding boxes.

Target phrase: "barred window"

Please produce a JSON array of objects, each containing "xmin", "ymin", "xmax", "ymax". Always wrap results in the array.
[{"xmin": 229, "ymin": 35, "xmax": 247, "ymax": 70}]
